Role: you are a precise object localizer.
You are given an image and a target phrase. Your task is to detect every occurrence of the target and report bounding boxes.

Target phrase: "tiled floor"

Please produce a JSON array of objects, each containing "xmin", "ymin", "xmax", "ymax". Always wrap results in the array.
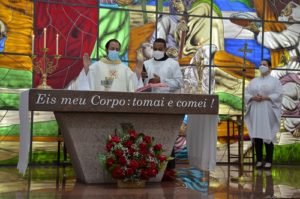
[{"xmin": 0, "ymin": 164, "xmax": 300, "ymax": 198}]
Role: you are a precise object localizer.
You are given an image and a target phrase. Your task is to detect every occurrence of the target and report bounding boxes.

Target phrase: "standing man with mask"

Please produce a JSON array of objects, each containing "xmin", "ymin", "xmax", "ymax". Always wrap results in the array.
[
  {"xmin": 67, "ymin": 39, "xmax": 135, "ymax": 92},
  {"xmin": 244, "ymin": 59, "xmax": 283, "ymax": 169},
  {"xmin": 139, "ymin": 38, "xmax": 183, "ymax": 93},
  {"xmin": 137, "ymin": 38, "xmax": 183, "ymax": 170}
]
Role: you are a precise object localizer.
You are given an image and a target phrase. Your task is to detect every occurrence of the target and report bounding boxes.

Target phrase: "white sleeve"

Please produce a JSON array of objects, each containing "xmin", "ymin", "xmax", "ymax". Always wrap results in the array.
[
  {"xmin": 257, "ymin": 28, "xmax": 299, "ymax": 49},
  {"xmin": 161, "ymin": 62, "xmax": 183, "ymax": 90},
  {"xmin": 268, "ymin": 79, "xmax": 283, "ymax": 108},
  {"xmin": 66, "ymin": 69, "xmax": 90, "ymax": 90}
]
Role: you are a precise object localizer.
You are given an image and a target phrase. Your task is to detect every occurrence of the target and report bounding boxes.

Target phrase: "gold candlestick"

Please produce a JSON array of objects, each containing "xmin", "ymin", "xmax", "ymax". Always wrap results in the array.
[{"xmin": 32, "ymin": 48, "xmax": 61, "ymax": 89}]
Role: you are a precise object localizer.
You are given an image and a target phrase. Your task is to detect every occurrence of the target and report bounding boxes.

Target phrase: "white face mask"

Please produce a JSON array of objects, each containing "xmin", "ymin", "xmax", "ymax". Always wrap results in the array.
[
  {"xmin": 259, "ymin": 65, "xmax": 269, "ymax": 74},
  {"xmin": 278, "ymin": 15, "xmax": 289, "ymax": 22},
  {"xmin": 153, "ymin": 50, "xmax": 165, "ymax": 60}
]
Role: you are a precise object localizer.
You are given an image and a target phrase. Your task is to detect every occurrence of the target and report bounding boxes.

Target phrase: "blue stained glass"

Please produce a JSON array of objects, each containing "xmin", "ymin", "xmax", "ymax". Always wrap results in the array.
[
  {"xmin": 224, "ymin": 39, "xmax": 270, "ymax": 67},
  {"xmin": 213, "ymin": 0, "xmax": 255, "ymax": 12},
  {"xmin": 99, "ymin": 3, "xmax": 119, "ymax": 8},
  {"xmin": 147, "ymin": 0, "xmax": 169, "ymax": 6},
  {"xmin": 0, "ymin": 37, "xmax": 6, "ymax": 52}
]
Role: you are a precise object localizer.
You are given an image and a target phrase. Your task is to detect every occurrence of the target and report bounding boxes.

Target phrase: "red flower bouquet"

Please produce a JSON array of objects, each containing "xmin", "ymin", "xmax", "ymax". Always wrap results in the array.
[{"xmin": 100, "ymin": 129, "xmax": 169, "ymax": 182}]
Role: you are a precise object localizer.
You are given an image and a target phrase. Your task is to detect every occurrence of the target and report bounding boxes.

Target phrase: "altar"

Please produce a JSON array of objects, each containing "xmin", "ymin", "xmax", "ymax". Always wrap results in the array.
[{"xmin": 18, "ymin": 89, "xmax": 219, "ymax": 184}]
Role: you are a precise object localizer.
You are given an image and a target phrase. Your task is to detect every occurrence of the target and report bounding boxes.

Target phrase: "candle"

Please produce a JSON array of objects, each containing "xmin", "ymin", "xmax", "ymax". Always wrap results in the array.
[
  {"xmin": 56, "ymin": 34, "xmax": 59, "ymax": 55},
  {"xmin": 32, "ymin": 34, "xmax": 35, "ymax": 55},
  {"xmin": 43, "ymin": 28, "xmax": 47, "ymax": 48}
]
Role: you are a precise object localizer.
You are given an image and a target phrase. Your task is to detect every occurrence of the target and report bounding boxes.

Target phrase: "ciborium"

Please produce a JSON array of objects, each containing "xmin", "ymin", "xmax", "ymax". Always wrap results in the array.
[{"xmin": 101, "ymin": 77, "xmax": 114, "ymax": 91}]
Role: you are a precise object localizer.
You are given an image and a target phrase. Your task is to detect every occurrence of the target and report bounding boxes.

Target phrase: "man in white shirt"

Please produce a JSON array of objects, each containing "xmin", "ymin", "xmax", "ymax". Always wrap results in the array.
[
  {"xmin": 138, "ymin": 38, "xmax": 183, "ymax": 169},
  {"xmin": 67, "ymin": 39, "xmax": 136, "ymax": 92},
  {"xmin": 138, "ymin": 38, "xmax": 183, "ymax": 93}
]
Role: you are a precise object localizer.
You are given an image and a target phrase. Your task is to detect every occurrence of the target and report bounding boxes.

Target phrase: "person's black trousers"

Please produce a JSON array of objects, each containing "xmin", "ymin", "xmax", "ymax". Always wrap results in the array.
[{"xmin": 254, "ymin": 138, "xmax": 274, "ymax": 163}]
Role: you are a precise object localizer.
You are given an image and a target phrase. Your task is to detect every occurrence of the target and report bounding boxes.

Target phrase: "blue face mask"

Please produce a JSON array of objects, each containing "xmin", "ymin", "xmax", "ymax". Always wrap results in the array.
[{"xmin": 107, "ymin": 50, "xmax": 120, "ymax": 61}]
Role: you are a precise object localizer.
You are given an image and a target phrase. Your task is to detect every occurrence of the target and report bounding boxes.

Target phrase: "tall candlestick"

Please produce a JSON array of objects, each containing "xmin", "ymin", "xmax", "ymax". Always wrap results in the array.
[
  {"xmin": 56, "ymin": 34, "xmax": 59, "ymax": 55},
  {"xmin": 32, "ymin": 34, "xmax": 35, "ymax": 55},
  {"xmin": 43, "ymin": 28, "xmax": 47, "ymax": 48}
]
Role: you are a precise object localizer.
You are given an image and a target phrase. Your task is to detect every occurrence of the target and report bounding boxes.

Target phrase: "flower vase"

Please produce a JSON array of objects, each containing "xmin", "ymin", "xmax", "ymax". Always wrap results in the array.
[{"xmin": 117, "ymin": 180, "xmax": 146, "ymax": 188}]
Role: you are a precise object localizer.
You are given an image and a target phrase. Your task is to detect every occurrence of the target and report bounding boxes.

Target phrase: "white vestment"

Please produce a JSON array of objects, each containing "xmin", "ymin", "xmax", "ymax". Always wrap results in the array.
[
  {"xmin": 143, "ymin": 58, "xmax": 183, "ymax": 93},
  {"xmin": 185, "ymin": 70, "xmax": 218, "ymax": 171},
  {"xmin": 186, "ymin": 114, "xmax": 218, "ymax": 171},
  {"xmin": 67, "ymin": 59, "xmax": 135, "ymax": 92},
  {"xmin": 244, "ymin": 74, "xmax": 283, "ymax": 143}
]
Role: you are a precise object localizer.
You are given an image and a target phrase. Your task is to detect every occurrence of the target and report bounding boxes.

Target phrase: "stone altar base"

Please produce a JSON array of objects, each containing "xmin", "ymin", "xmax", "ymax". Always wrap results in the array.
[{"xmin": 55, "ymin": 112, "xmax": 183, "ymax": 184}]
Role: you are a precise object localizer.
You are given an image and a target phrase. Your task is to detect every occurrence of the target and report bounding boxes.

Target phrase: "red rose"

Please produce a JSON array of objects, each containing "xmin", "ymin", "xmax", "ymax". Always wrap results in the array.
[
  {"xmin": 118, "ymin": 156, "xmax": 127, "ymax": 165},
  {"xmin": 143, "ymin": 136, "xmax": 152, "ymax": 144},
  {"xmin": 106, "ymin": 157, "xmax": 114, "ymax": 168},
  {"xmin": 153, "ymin": 143, "xmax": 162, "ymax": 151},
  {"xmin": 111, "ymin": 136, "xmax": 120, "ymax": 143},
  {"xmin": 124, "ymin": 140, "xmax": 133, "ymax": 148},
  {"xmin": 149, "ymin": 162, "xmax": 157, "ymax": 169},
  {"xmin": 139, "ymin": 149, "xmax": 147, "ymax": 156},
  {"xmin": 139, "ymin": 142, "xmax": 147, "ymax": 150},
  {"xmin": 128, "ymin": 147, "xmax": 135, "ymax": 155},
  {"xmin": 129, "ymin": 160, "xmax": 139, "ymax": 170},
  {"xmin": 112, "ymin": 166, "xmax": 124, "ymax": 179},
  {"xmin": 129, "ymin": 130, "xmax": 137, "ymax": 139},
  {"xmin": 106, "ymin": 143, "xmax": 113, "ymax": 151},
  {"xmin": 114, "ymin": 149, "xmax": 123, "ymax": 157},
  {"xmin": 126, "ymin": 168, "xmax": 134, "ymax": 177},
  {"xmin": 149, "ymin": 168, "xmax": 158, "ymax": 177},
  {"xmin": 158, "ymin": 155, "xmax": 167, "ymax": 162},
  {"xmin": 149, "ymin": 153, "xmax": 155, "ymax": 158},
  {"xmin": 141, "ymin": 169, "xmax": 150, "ymax": 180},
  {"xmin": 139, "ymin": 159, "xmax": 147, "ymax": 167}
]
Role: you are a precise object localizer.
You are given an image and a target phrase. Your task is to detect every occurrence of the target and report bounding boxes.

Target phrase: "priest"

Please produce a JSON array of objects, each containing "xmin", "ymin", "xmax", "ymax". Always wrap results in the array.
[{"xmin": 67, "ymin": 39, "xmax": 136, "ymax": 92}]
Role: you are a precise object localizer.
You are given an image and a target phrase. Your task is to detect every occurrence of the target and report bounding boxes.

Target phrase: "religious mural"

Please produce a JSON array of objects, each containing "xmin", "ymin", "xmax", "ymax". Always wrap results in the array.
[{"xmin": 0, "ymin": 0, "xmax": 300, "ymax": 165}]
